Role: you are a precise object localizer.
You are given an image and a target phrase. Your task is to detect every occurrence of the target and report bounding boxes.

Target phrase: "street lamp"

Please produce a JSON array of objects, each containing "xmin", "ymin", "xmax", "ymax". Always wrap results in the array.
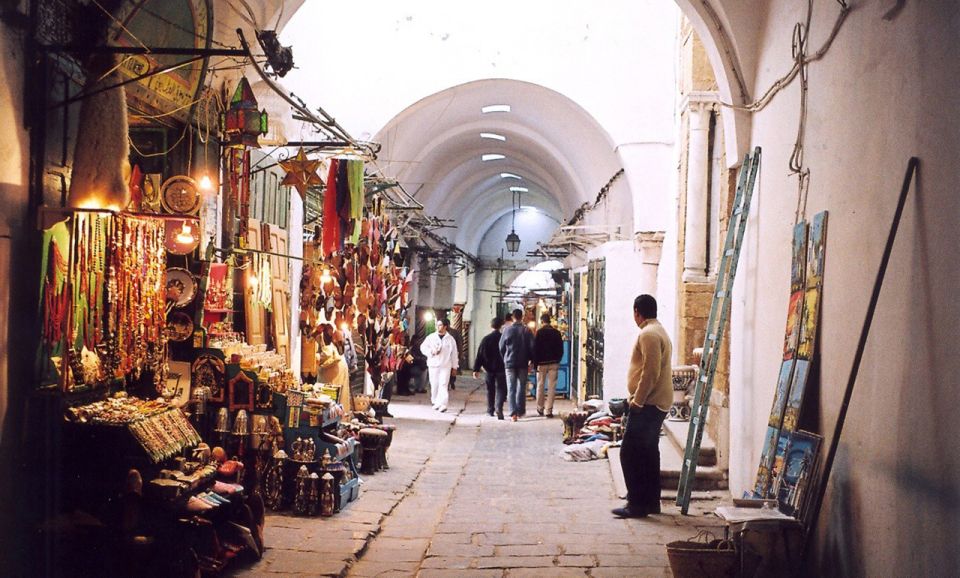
[{"xmin": 505, "ymin": 189, "xmax": 521, "ymax": 254}]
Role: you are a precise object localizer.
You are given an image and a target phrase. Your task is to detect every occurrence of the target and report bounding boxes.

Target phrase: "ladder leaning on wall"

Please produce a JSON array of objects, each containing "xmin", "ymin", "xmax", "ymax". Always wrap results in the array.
[{"xmin": 676, "ymin": 147, "xmax": 761, "ymax": 514}]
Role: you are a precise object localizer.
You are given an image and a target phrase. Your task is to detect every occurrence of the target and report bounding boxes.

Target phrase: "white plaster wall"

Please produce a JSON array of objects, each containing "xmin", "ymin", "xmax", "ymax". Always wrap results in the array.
[
  {"xmin": 587, "ymin": 241, "xmax": 664, "ymax": 400},
  {"xmin": 288, "ymin": 192, "xmax": 304, "ymax": 376},
  {"xmin": 622, "ymin": 143, "xmax": 676, "ymax": 234},
  {"xmin": 722, "ymin": 1, "xmax": 960, "ymax": 574}
]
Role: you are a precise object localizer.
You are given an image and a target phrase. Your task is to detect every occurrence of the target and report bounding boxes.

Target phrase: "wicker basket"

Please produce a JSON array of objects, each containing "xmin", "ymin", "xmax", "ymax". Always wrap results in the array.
[{"xmin": 666, "ymin": 537, "xmax": 738, "ymax": 578}]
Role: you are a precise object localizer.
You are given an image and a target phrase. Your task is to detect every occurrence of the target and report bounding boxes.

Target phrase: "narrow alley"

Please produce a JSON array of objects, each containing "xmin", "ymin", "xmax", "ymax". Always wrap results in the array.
[{"xmin": 233, "ymin": 378, "xmax": 726, "ymax": 577}]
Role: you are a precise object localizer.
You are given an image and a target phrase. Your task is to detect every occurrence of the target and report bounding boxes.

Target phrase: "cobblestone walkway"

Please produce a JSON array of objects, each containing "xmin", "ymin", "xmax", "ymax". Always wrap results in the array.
[{"xmin": 231, "ymin": 376, "xmax": 727, "ymax": 577}]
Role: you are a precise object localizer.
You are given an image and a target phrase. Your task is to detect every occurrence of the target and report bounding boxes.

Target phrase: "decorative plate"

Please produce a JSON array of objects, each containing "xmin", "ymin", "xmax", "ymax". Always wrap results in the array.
[
  {"xmin": 165, "ymin": 267, "xmax": 197, "ymax": 308},
  {"xmin": 163, "ymin": 219, "xmax": 201, "ymax": 255},
  {"xmin": 165, "ymin": 311, "xmax": 194, "ymax": 342},
  {"xmin": 160, "ymin": 175, "xmax": 201, "ymax": 215}
]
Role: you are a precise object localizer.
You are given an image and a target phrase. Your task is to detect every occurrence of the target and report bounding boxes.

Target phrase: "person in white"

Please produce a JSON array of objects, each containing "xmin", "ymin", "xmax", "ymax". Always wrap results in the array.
[{"xmin": 419, "ymin": 317, "xmax": 459, "ymax": 412}]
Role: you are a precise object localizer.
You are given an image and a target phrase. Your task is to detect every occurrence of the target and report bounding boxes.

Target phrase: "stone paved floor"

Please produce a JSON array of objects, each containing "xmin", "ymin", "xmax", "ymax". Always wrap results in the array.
[{"xmin": 230, "ymin": 376, "xmax": 729, "ymax": 577}]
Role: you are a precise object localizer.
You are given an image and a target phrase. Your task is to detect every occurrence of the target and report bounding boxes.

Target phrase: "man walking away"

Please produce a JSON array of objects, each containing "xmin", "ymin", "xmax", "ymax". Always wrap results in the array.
[
  {"xmin": 499, "ymin": 309, "xmax": 534, "ymax": 422},
  {"xmin": 473, "ymin": 317, "xmax": 507, "ymax": 419},
  {"xmin": 533, "ymin": 312, "xmax": 564, "ymax": 418},
  {"xmin": 613, "ymin": 294, "xmax": 673, "ymax": 518},
  {"xmin": 419, "ymin": 318, "xmax": 459, "ymax": 412}
]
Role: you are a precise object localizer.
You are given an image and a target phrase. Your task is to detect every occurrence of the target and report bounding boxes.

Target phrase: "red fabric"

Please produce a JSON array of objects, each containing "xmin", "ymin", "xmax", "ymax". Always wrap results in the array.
[{"xmin": 322, "ymin": 159, "xmax": 340, "ymax": 257}]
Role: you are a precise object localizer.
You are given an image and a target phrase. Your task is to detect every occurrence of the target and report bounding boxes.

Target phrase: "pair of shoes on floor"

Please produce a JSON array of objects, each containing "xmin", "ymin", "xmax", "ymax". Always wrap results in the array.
[
  {"xmin": 487, "ymin": 410, "xmax": 495, "ymax": 417},
  {"xmin": 497, "ymin": 412, "xmax": 504, "ymax": 420}
]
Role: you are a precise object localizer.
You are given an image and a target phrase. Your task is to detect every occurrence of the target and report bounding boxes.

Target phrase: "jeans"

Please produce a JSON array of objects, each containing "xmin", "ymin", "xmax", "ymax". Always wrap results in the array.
[
  {"xmin": 485, "ymin": 371, "xmax": 507, "ymax": 415},
  {"xmin": 620, "ymin": 404, "xmax": 668, "ymax": 512},
  {"xmin": 505, "ymin": 368, "xmax": 528, "ymax": 416},
  {"xmin": 535, "ymin": 363, "xmax": 560, "ymax": 414}
]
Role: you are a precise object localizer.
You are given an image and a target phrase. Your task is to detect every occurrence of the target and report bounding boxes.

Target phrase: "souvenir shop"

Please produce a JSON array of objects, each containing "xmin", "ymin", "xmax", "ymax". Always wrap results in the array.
[{"xmin": 30, "ymin": 30, "xmax": 413, "ymax": 576}]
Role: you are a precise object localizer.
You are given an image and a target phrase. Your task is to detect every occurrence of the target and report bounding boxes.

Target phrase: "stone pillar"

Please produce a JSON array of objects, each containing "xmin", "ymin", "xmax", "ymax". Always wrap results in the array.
[
  {"xmin": 635, "ymin": 231, "xmax": 665, "ymax": 294},
  {"xmin": 683, "ymin": 102, "xmax": 711, "ymax": 282}
]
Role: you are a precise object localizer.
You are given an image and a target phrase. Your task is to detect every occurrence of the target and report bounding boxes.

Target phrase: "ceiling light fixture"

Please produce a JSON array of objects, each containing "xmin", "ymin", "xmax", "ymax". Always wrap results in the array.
[
  {"xmin": 480, "ymin": 132, "xmax": 506, "ymax": 141},
  {"xmin": 481, "ymin": 104, "xmax": 511, "ymax": 114},
  {"xmin": 500, "ymin": 173, "xmax": 521, "ymax": 180},
  {"xmin": 482, "ymin": 154, "xmax": 505, "ymax": 162},
  {"xmin": 505, "ymin": 188, "xmax": 522, "ymax": 254},
  {"xmin": 509, "ymin": 186, "xmax": 528, "ymax": 192}
]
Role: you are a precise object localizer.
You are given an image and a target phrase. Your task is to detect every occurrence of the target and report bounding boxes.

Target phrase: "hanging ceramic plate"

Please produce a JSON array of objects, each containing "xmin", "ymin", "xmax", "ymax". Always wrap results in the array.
[
  {"xmin": 164, "ymin": 219, "xmax": 201, "ymax": 255},
  {"xmin": 165, "ymin": 311, "xmax": 194, "ymax": 342},
  {"xmin": 165, "ymin": 267, "xmax": 197, "ymax": 308},
  {"xmin": 160, "ymin": 175, "xmax": 201, "ymax": 215}
]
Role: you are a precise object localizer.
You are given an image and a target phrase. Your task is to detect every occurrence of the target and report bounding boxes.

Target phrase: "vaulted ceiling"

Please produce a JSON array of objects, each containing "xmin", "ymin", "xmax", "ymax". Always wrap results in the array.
[{"xmin": 373, "ymin": 79, "xmax": 622, "ymax": 258}]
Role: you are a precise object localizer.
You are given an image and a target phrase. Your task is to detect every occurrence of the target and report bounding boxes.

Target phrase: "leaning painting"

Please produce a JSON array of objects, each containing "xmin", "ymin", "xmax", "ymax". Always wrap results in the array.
[{"xmin": 776, "ymin": 430, "xmax": 823, "ymax": 519}]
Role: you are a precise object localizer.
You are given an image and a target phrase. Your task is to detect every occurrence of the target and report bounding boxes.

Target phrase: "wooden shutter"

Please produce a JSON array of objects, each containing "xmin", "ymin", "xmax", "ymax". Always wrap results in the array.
[
  {"xmin": 243, "ymin": 218, "xmax": 266, "ymax": 345},
  {"xmin": 264, "ymin": 223, "xmax": 290, "ymax": 364}
]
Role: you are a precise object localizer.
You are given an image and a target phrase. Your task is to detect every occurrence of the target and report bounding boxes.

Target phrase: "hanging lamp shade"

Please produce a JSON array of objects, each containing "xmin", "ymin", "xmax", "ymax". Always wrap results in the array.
[
  {"xmin": 505, "ymin": 231, "xmax": 521, "ymax": 254},
  {"xmin": 220, "ymin": 77, "xmax": 268, "ymax": 148}
]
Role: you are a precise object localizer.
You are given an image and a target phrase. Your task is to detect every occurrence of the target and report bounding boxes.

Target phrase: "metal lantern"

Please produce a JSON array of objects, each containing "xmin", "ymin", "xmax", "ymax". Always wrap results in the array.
[
  {"xmin": 505, "ymin": 230, "xmax": 521, "ymax": 253},
  {"xmin": 232, "ymin": 409, "xmax": 250, "ymax": 436},
  {"xmin": 214, "ymin": 407, "xmax": 232, "ymax": 433},
  {"xmin": 505, "ymin": 189, "xmax": 522, "ymax": 254},
  {"xmin": 220, "ymin": 77, "xmax": 268, "ymax": 148}
]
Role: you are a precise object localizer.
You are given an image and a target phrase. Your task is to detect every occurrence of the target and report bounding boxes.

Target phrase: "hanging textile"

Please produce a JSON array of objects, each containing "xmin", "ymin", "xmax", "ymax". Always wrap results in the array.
[
  {"xmin": 38, "ymin": 219, "xmax": 71, "ymax": 359},
  {"xmin": 348, "ymin": 160, "xmax": 364, "ymax": 244},
  {"xmin": 253, "ymin": 253, "xmax": 273, "ymax": 310},
  {"xmin": 335, "ymin": 159, "xmax": 351, "ymax": 251},
  {"xmin": 321, "ymin": 159, "xmax": 340, "ymax": 257}
]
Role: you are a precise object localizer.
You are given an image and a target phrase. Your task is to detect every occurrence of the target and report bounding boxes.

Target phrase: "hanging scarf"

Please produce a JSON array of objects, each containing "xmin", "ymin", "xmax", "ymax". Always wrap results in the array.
[
  {"xmin": 348, "ymin": 160, "xmax": 364, "ymax": 244},
  {"xmin": 322, "ymin": 159, "xmax": 340, "ymax": 257},
  {"xmin": 336, "ymin": 159, "xmax": 350, "ymax": 250}
]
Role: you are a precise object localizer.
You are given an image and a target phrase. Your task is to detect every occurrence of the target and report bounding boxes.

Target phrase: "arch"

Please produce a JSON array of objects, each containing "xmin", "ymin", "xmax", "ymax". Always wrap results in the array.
[
  {"xmin": 673, "ymin": 0, "xmax": 752, "ymax": 166},
  {"xmin": 373, "ymin": 78, "xmax": 625, "ymax": 255}
]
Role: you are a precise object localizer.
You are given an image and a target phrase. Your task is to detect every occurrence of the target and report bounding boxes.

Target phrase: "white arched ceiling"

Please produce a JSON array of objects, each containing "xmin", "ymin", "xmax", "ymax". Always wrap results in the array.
[{"xmin": 374, "ymin": 79, "xmax": 623, "ymax": 257}]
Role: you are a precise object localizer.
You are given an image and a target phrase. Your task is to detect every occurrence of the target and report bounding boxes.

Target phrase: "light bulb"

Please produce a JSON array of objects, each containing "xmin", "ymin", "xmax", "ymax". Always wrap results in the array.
[
  {"xmin": 199, "ymin": 175, "xmax": 214, "ymax": 191},
  {"xmin": 319, "ymin": 268, "xmax": 332, "ymax": 284},
  {"xmin": 423, "ymin": 311, "xmax": 434, "ymax": 322},
  {"xmin": 248, "ymin": 274, "xmax": 259, "ymax": 287}
]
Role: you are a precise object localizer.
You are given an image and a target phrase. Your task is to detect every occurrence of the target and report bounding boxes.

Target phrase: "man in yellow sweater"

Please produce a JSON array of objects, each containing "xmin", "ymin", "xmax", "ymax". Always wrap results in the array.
[{"xmin": 612, "ymin": 294, "xmax": 673, "ymax": 518}]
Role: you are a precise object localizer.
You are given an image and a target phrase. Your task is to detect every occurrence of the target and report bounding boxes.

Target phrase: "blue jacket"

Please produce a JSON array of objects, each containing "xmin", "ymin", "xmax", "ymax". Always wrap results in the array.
[{"xmin": 499, "ymin": 323, "xmax": 534, "ymax": 369}]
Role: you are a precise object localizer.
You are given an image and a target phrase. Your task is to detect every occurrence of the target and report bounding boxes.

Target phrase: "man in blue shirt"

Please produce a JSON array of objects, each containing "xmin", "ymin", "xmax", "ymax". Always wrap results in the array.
[{"xmin": 499, "ymin": 309, "xmax": 534, "ymax": 421}]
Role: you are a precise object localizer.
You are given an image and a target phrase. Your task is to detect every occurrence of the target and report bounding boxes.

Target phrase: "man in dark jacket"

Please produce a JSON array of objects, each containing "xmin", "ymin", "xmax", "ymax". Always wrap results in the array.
[
  {"xmin": 472, "ymin": 317, "xmax": 507, "ymax": 419},
  {"xmin": 533, "ymin": 312, "xmax": 565, "ymax": 418},
  {"xmin": 499, "ymin": 309, "xmax": 534, "ymax": 421}
]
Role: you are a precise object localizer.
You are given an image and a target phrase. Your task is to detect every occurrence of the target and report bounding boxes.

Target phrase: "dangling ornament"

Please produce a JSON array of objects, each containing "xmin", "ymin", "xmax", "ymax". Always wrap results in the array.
[{"xmin": 279, "ymin": 147, "xmax": 323, "ymax": 200}]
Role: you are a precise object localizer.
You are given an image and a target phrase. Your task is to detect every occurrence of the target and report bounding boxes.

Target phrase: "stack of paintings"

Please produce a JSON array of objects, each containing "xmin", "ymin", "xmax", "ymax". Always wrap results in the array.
[{"xmin": 752, "ymin": 211, "xmax": 828, "ymax": 513}]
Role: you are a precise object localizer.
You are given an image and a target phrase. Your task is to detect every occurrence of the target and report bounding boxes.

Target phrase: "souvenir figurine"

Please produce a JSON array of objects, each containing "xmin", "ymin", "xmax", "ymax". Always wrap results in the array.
[
  {"xmin": 320, "ymin": 472, "xmax": 335, "ymax": 517},
  {"xmin": 293, "ymin": 465, "xmax": 310, "ymax": 515}
]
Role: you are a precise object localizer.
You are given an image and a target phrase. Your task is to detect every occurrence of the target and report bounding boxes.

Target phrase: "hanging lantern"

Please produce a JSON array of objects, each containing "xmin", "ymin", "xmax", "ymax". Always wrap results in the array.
[{"xmin": 220, "ymin": 77, "xmax": 268, "ymax": 148}]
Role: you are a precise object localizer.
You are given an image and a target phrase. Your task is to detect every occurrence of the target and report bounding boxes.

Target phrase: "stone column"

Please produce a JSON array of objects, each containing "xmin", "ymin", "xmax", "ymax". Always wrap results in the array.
[
  {"xmin": 636, "ymin": 231, "xmax": 666, "ymax": 295},
  {"xmin": 683, "ymin": 102, "xmax": 711, "ymax": 282}
]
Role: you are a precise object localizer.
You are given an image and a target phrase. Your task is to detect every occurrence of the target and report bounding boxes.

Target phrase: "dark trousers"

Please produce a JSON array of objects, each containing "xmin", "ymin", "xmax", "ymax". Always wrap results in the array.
[
  {"xmin": 620, "ymin": 404, "xmax": 668, "ymax": 512},
  {"xmin": 485, "ymin": 371, "xmax": 507, "ymax": 415}
]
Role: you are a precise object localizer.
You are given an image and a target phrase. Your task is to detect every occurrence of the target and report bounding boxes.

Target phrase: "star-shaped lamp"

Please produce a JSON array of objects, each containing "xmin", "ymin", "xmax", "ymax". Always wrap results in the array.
[{"xmin": 280, "ymin": 147, "xmax": 323, "ymax": 199}]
